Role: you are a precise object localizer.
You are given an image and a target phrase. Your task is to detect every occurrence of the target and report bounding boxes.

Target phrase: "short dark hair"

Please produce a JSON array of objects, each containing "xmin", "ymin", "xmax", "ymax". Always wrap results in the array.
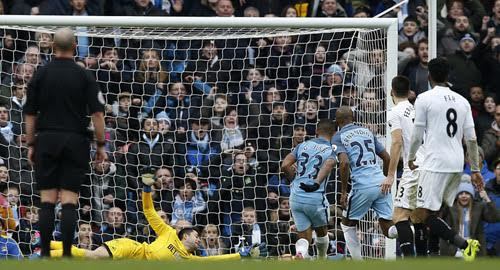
[
  {"xmin": 316, "ymin": 118, "xmax": 335, "ymax": 136},
  {"xmin": 178, "ymin": 227, "xmax": 196, "ymax": 240},
  {"xmin": 428, "ymin": 57, "xmax": 449, "ymax": 83},
  {"xmin": 391, "ymin": 75, "xmax": 410, "ymax": 98}
]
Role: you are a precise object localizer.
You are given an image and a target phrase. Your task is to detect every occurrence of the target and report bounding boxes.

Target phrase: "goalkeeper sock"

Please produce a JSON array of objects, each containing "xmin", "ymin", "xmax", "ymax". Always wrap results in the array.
[
  {"xmin": 61, "ymin": 203, "xmax": 78, "ymax": 257},
  {"xmin": 39, "ymin": 202, "xmax": 55, "ymax": 257},
  {"xmin": 50, "ymin": 247, "xmax": 86, "ymax": 258},
  {"xmin": 316, "ymin": 235, "xmax": 329, "ymax": 259},
  {"xmin": 395, "ymin": 220, "xmax": 415, "ymax": 257},
  {"xmin": 340, "ymin": 223, "xmax": 362, "ymax": 260},
  {"xmin": 413, "ymin": 223, "xmax": 427, "ymax": 256},
  {"xmin": 50, "ymin": 241, "xmax": 63, "ymax": 250},
  {"xmin": 295, "ymin": 238, "xmax": 309, "ymax": 258}
]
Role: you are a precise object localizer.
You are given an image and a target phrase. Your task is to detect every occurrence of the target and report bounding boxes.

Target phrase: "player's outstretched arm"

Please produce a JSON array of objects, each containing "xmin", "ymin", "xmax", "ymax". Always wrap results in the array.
[
  {"xmin": 186, "ymin": 243, "xmax": 260, "ymax": 261},
  {"xmin": 142, "ymin": 175, "xmax": 175, "ymax": 236},
  {"xmin": 281, "ymin": 153, "xmax": 297, "ymax": 181}
]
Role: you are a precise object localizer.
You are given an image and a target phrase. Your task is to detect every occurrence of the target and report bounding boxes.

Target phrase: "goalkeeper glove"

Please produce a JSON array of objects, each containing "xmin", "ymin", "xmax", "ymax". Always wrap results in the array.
[
  {"xmin": 141, "ymin": 173, "xmax": 156, "ymax": 186},
  {"xmin": 300, "ymin": 182, "xmax": 320, "ymax": 192},
  {"xmin": 239, "ymin": 243, "xmax": 260, "ymax": 258}
]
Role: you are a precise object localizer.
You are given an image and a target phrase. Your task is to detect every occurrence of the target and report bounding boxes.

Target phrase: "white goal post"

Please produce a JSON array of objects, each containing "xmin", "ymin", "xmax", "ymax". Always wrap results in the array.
[{"xmin": 0, "ymin": 15, "xmax": 397, "ymax": 259}]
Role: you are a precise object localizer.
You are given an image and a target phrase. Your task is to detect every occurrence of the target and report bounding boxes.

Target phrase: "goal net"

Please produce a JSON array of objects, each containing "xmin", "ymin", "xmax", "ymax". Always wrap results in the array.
[{"xmin": 0, "ymin": 16, "xmax": 397, "ymax": 259}]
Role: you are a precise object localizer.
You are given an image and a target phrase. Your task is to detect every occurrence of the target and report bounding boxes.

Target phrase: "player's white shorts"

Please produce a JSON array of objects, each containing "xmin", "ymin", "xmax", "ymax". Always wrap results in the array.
[
  {"xmin": 416, "ymin": 171, "xmax": 461, "ymax": 211},
  {"xmin": 394, "ymin": 169, "xmax": 420, "ymax": 210}
]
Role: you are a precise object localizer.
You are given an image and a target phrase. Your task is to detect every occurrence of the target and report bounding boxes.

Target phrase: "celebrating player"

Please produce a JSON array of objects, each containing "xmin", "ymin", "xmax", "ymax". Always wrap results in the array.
[
  {"xmin": 407, "ymin": 57, "xmax": 483, "ymax": 261},
  {"xmin": 325, "ymin": 106, "xmax": 397, "ymax": 260},
  {"xmin": 381, "ymin": 75, "xmax": 426, "ymax": 257},
  {"xmin": 49, "ymin": 176, "xmax": 259, "ymax": 260},
  {"xmin": 281, "ymin": 119, "xmax": 337, "ymax": 259}
]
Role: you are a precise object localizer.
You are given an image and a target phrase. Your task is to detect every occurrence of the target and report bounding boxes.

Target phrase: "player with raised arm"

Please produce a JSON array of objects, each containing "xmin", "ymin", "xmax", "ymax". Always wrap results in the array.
[
  {"xmin": 407, "ymin": 57, "xmax": 483, "ymax": 261},
  {"xmin": 48, "ymin": 175, "xmax": 260, "ymax": 261},
  {"xmin": 314, "ymin": 106, "xmax": 397, "ymax": 260},
  {"xmin": 281, "ymin": 119, "xmax": 337, "ymax": 259},
  {"xmin": 380, "ymin": 75, "xmax": 426, "ymax": 257}
]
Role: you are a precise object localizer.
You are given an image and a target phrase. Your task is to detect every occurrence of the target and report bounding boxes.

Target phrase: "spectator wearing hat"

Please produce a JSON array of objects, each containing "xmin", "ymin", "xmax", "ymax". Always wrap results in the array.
[
  {"xmin": 155, "ymin": 111, "xmax": 174, "ymax": 142},
  {"xmin": 481, "ymin": 104, "xmax": 500, "ymax": 165},
  {"xmin": 440, "ymin": 180, "xmax": 500, "ymax": 257},
  {"xmin": 447, "ymin": 33, "xmax": 483, "ymax": 98},
  {"xmin": 438, "ymin": 15, "xmax": 476, "ymax": 57},
  {"xmin": 485, "ymin": 158, "xmax": 500, "ymax": 255},
  {"xmin": 398, "ymin": 16, "xmax": 427, "ymax": 45}
]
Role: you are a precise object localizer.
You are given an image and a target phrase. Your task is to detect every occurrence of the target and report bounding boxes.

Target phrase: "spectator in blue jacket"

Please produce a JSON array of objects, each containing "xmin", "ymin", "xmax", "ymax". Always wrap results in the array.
[
  {"xmin": 485, "ymin": 158, "xmax": 500, "ymax": 256},
  {"xmin": 464, "ymin": 146, "xmax": 495, "ymax": 182},
  {"xmin": 0, "ymin": 220, "xmax": 22, "ymax": 259}
]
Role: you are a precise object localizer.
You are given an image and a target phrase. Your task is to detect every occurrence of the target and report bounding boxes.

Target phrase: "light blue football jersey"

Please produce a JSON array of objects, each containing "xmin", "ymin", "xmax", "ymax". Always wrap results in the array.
[
  {"xmin": 332, "ymin": 124, "xmax": 385, "ymax": 190},
  {"xmin": 290, "ymin": 137, "xmax": 335, "ymax": 205}
]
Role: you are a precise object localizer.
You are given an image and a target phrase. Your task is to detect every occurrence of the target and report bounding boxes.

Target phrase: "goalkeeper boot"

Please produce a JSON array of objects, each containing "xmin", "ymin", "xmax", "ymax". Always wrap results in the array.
[{"xmin": 463, "ymin": 239, "xmax": 480, "ymax": 262}]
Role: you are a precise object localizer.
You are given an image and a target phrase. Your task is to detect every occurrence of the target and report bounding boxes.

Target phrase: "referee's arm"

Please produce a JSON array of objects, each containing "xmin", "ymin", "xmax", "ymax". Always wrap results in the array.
[{"xmin": 86, "ymin": 71, "xmax": 108, "ymax": 163}]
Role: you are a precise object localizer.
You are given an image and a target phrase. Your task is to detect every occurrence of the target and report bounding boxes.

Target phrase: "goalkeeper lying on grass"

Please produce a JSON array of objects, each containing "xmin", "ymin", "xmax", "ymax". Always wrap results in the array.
[{"xmin": 50, "ymin": 176, "xmax": 259, "ymax": 260}]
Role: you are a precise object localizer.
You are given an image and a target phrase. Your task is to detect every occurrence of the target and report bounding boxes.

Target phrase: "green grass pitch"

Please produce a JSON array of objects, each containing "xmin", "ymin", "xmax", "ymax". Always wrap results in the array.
[{"xmin": 1, "ymin": 258, "xmax": 500, "ymax": 270}]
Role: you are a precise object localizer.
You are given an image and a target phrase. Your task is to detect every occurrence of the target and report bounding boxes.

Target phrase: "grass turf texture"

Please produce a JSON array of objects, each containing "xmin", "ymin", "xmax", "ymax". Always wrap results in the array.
[{"xmin": 1, "ymin": 258, "xmax": 499, "ymax": 270}]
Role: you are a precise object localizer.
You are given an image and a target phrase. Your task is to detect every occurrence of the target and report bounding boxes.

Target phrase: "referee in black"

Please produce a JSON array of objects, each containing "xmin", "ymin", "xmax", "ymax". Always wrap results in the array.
[{"xmin": 24, "ymin": 27, "xmax": 108, "ymax": 258}]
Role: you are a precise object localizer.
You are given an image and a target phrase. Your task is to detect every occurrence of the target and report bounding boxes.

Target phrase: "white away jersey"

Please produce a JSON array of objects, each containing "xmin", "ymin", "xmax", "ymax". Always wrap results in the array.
[
  {"xmin": 413, "ymin": 86, "xmax": 474, "ymax": 172},
  {"xmin": 388, "ymin": 100, "xmax": 424, "ymax": 169}
]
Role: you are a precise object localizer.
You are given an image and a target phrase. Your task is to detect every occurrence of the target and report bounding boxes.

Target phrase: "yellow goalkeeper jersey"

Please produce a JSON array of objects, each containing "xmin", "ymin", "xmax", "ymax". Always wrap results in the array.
[{"xmin": 141, "ymin": 191, "xmax": 240, "ymax": 261}]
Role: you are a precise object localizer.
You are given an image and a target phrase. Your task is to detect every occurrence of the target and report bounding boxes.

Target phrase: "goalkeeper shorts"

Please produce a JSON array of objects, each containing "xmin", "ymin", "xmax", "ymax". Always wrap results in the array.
[{"xmin": 103, "ymin": 238, "xmax": 146, "ymax": 259}]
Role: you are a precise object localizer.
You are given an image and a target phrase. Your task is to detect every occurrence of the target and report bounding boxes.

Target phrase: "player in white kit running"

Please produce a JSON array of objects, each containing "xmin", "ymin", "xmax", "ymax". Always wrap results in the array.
[{"xmin": 407, "ymin": 58, "xmax": 483, "ymax": 261}]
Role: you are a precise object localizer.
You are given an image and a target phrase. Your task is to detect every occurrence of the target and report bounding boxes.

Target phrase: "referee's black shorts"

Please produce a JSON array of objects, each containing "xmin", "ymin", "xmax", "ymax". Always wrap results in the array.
[{"xmin": 34, "ymin": 131, "xmax": 90, "ymax": 193}]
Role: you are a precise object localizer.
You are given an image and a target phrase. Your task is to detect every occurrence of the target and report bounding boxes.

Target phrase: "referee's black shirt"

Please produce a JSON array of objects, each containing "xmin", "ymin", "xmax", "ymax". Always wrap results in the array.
[{"xmin": 24, "ymin": 58, "xmax": 104, "ymax": 135}]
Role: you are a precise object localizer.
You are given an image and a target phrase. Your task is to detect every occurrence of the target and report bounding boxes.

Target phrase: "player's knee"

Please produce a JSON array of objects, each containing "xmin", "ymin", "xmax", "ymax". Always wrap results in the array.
[
  {"xmin": 342, "ymin": 218, "xmax": 357, "ymax": 227},
  {"xmin": 413, "ymin": 208, "xmax": 429, "ymax": 223},
  {"xmin": 314, "ymin": 226, "xmax": 328, "ymax": 237},
  {"xmin": 60, "ymin": 190, "xmax": 79, "ymax": 205},
  {"xmin": 393, "ymin": 208, "xmax": 411, "ymax": 224}
]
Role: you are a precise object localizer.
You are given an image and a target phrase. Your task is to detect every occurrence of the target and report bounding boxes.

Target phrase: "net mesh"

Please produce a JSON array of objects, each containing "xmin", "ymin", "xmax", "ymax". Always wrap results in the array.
[{"xmin": 0, "ymin": 24, "xmax": 388, "ymax": 259}]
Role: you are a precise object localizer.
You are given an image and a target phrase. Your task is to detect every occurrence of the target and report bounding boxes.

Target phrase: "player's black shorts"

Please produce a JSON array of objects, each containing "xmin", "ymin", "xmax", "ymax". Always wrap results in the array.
[{"xmin": 34, "ymin": 131, "xmax": 90, "ymax": 193}]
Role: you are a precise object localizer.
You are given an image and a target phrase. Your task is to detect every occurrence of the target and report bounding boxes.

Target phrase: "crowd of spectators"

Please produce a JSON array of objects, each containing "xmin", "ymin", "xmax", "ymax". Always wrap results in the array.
[{"xmin": 0, "ymin": 0, "xmax": 499, "ymax": 259}]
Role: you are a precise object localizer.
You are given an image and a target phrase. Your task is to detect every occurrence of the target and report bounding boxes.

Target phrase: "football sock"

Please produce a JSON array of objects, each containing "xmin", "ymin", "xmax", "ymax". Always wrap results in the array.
[
  {"xmin": 50, "ymin": 247, "xmax": 86, "ymax": 258},
  {"xmin": 413, "ymin": 223, "xmax": 427, "ymax": 256},
  {"xmin": 39, "ymin": 202, "xmax": 55, "ymax": 257},
  {"xmin": 428, "ymin": 232, "xmax": 440, "ymax": 255},
  {"xmin": 395, "ymin": 220, "xmax": 415, "ymax": 257},
  {"xmin": 295, "ymin": 238, "xmax": 310, "ymax": 258},
  {"xmin": 426, "ymin": 215, "xmax": 467, "ymax": 249},
  {"xmin": 341, "ymin": 223, "xmax": 362, "ymax": 260},
  {"xmin": 50, "ymin": 241, "xmax": 63, "ymax": 250},
  {"xmin": 316, "ymin": 235, "xmax": 329, "ymax": 259},
  {"xmin": 61, "ymin": 203, "xmax": 78, "ymax": 257}
]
